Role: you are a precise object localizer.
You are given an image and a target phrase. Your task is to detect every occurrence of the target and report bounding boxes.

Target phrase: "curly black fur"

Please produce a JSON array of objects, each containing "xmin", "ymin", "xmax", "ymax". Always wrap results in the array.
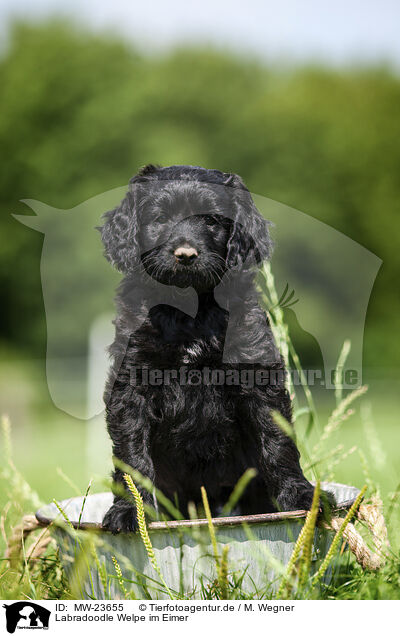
[{"xmin": 100, "ymin": 164, "xmax": 332, "ymax": 533}]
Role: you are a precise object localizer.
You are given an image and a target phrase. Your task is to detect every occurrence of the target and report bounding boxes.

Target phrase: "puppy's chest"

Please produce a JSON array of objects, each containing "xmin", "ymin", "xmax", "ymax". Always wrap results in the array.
[
  {"xmin": 149, "ymin": 381, "xmax": 237, "ymax": 458},
  {"xmin": 140, "ymin": 357, "xmax": 235, "ymax": 435},
  {"xmin": 136, "ymin": 324, "xmax": 225, "ymax": 368},
  {"xmin": 132, "ymin": 310, "xmax": 235, "ymax": 435}
]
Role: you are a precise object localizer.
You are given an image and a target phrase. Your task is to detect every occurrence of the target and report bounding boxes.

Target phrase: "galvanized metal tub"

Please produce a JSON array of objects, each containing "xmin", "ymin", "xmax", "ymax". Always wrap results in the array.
[{"xmin": 36, "ymin": 481, "xmax": 360, "ymax": 599}]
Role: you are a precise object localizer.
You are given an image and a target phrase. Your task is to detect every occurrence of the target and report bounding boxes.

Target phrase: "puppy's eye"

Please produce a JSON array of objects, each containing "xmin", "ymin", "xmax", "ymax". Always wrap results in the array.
[{"xmin": 153, "ymin": 211, "xmax": 168, "ymax": 224}]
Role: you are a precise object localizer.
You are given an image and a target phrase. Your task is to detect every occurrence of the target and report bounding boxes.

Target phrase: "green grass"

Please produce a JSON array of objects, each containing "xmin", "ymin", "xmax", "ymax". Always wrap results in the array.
[{"xmin": 1, "ymin": 382, "xmax": 400, "ymax": 600}]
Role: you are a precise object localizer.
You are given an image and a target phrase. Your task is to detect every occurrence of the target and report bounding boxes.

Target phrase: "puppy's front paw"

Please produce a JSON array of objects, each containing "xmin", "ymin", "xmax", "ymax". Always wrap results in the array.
[
  {"xmin": 102, "ymin": 502, "xmax": 138, "ymax": 534},
  {"xmin": 276, "ymin": 483, "xmax": 314, "ymax": 512},
  {"xmin": 276, "ymin": 482, "xmax": 336, "ymax": 515}
]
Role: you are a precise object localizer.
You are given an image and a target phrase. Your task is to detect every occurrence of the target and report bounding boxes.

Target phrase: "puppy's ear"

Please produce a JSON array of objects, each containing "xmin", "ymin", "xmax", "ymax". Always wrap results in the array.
[
  {"xmin": 224, "ymin": 174, "xmax": 272, "ymax": 268},
  {"xmin": 98, "ymin": 189, "xmax": 139, "ymax": 273}
]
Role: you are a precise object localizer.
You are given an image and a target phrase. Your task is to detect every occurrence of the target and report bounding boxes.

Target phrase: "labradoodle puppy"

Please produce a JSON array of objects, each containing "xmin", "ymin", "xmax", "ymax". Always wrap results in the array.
[{"xmin": 100, "ymin": 164, "xmax": 331, "ymax": 533}]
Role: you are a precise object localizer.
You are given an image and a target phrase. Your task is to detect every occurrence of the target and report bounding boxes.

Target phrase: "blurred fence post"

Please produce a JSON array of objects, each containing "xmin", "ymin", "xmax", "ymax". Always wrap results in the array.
[{"xmin": 86, "ymin": 313, "xmax": 114, "ymax": 478}]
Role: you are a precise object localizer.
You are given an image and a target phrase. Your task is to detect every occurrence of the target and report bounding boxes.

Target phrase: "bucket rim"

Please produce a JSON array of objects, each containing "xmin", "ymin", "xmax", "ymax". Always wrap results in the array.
[{"xmin": 35, "ymin": 481, "xmax": 361, "ymax": 532}]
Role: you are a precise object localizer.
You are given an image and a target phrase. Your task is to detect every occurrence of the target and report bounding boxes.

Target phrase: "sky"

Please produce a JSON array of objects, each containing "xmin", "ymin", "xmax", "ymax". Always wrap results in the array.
[{"xmin": 1, "ymin": 0, "xmax": 400, "ymax": 66}]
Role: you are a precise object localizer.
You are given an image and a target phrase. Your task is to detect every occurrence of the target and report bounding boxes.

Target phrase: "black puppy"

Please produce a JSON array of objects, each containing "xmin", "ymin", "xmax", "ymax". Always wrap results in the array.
[{"xmin": 100, "ymin": 164, "xmax": 329, "ymax": 533}]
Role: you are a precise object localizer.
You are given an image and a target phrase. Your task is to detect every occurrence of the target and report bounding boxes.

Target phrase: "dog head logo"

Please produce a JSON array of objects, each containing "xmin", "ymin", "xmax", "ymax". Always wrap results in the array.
[
  {"xmin": 14, "ymin": 167, "xmax": 381, "ymax": 419},
  {"xmin": 3, "ymin": 602, "xmax": 50, "ymax": 633}
]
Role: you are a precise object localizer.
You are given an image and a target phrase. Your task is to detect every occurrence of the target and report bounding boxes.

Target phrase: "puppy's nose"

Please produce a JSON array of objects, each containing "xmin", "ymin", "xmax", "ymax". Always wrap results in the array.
[{"xmin": 174, "ymin": 244, "xmax": 198, "ymax": 265}]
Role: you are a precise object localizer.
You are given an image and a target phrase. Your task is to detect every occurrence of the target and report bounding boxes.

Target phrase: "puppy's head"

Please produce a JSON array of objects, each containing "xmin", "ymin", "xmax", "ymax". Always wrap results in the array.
[{"xmin": 100, "ymin": 164, "xmax": 271, "ymax": 290}]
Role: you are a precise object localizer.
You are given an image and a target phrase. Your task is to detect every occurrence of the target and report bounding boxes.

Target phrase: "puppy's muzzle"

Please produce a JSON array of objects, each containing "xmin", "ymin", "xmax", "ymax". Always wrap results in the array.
[{"xmin": 174, "ymin": 244, "xmax": 198, "ymax": 265}]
